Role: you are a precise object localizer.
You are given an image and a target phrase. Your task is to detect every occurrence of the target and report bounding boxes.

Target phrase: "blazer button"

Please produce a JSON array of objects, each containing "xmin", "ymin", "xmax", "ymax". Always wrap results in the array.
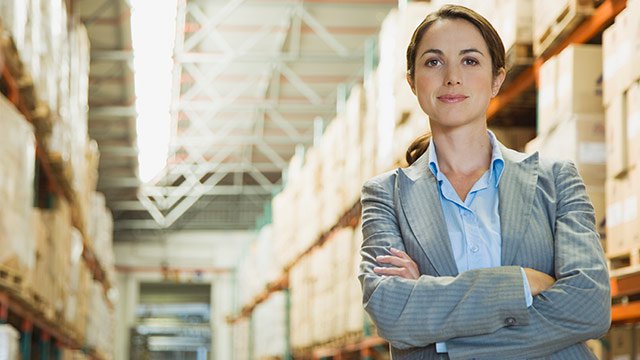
[{"xmin": 505, "ymin": 317, "xmax": 517, "ymax": 326}]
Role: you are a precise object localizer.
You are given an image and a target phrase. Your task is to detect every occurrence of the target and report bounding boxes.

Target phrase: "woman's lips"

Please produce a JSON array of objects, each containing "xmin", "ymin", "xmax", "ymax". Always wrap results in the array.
[{"xmin": 437, "ymin": 94, "xmax": 468, "ymax": 103}]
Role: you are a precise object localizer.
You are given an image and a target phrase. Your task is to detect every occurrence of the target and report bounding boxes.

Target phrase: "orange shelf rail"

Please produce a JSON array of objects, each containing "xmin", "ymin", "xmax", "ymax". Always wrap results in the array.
[
  {"xmin": 612, "ymin": 302, "xmax": 640, "ymax": 325},
  {"xmin": 226, "ymin": 200, "xmax": 361, "ymax": 324},
  {"xmin": 311, "ymin": 336, "xmax": 387, "ymax": 359},
  {"xmin": 0, "ymin": 290, "xmax": 106, "ymax": 359}
]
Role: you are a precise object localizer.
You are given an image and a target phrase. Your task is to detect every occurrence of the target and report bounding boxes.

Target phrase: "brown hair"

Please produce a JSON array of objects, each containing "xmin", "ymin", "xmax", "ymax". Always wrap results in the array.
[{"xmin": 405, "ymin": 5, "xmax": 506, "ymax": 165}]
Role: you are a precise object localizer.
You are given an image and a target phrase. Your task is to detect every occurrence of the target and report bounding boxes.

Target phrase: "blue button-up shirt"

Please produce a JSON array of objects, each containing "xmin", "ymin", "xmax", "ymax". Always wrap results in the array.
[{"xmin": 429, "ymin": 131, "xmax": 532, "ymax": 353}]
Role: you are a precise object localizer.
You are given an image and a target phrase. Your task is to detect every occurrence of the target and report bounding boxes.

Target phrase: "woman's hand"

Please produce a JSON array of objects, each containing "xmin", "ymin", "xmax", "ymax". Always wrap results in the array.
[
  {"xmin": 373, "ymin": 247, "xmax": 420, "ymax": 280},
  {"xmin": 524, "ymin": 268, "xmax": 556, "ymax": 296}
]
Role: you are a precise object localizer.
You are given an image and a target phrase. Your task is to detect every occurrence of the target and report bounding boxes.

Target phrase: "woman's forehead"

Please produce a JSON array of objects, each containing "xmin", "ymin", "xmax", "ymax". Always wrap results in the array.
[{"xmin": 418, "ymin": 18, "xmax": 487, "ymax": 52}]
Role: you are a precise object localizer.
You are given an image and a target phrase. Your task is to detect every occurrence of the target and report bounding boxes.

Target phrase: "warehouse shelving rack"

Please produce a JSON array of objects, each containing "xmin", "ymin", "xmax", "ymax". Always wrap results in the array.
[
  {"xmin": 226, "ymin": 0, "xmax": 639, "ymax": 356},
  {"xmin": 0, "ymin": 35, "xmax": 112, "ymax": 360},
  {"xmin": 0, "ymin": 290, "xmax": 106, "ymax": 360},
  {"xmin": 0, "ymin": 67, "xmax": 112, "ymax": 300}
]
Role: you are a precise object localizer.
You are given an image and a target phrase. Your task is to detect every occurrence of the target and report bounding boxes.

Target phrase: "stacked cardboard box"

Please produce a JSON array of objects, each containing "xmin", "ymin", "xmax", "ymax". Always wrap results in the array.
[
  {"xmin": 87, "ymin": 192, "xmax": 115, "ymax": 281},
  {"xmin": 289, "ymin": 227, "xmax": 366, "ymax": 348},
  {"xmin": 0, "ymin": 95, "xmax": 36, "ymax": 282},
  {"xmin": 290, "ymin": 252, "xmax": 314, "ymax": 349},
  {"xmin": 527, "ymin": 44, "xmax": 605, "ymax": 229},
  {"xmin": 252, "ymin": 291, "xmax": 287, "ymax": 359},
  {"xmin": 532, "ymin": 0, "xmax": 595, "ymax": 56},
  {"xmin": 232, "ymin": 318, "xmax": 250, "ymax": 360},
  {"xmin": 85, "ymin": 281, "xmax": 114, "ymax": 359},
  {"xmin": 604, "ymin": 1, "xmax": 640, "ymax": 258}
]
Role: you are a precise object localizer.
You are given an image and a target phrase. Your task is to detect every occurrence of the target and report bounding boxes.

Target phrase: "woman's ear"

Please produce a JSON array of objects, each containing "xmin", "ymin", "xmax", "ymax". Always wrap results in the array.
[
  {"xmin": 491, "ymin": 68, "xmax": 506, "ymax": 98},
  {"xmin": 407, "ymin": 73, "xmax": 416, "ymax": 95}
]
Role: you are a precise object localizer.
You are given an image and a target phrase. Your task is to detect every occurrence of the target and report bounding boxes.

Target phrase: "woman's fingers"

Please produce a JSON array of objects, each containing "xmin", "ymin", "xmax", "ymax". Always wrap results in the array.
[
  {"xmin": 375, "ymin": 250, "xmax": 420, "ymax": 279},
  {"xmin": 373, "ymin": 266, "xmax": 414, "ymax": 278},
  {"xmin": 376, "ymin": 254, "xmax": 410, "ymax": 267},
  {"xmin": 389, "ymin": 247, "xmax": 411, "ymax": 260}
]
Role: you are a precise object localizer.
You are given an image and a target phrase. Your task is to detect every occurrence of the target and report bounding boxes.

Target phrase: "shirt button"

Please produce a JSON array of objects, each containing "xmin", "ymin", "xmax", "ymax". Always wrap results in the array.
[
  {"xmin": 505, "ymin": 317, "xmax": 517, "ymax": 326},
  {"xmin": 470, "ymin": 245, "xmax": 479, "ymax": 253}
]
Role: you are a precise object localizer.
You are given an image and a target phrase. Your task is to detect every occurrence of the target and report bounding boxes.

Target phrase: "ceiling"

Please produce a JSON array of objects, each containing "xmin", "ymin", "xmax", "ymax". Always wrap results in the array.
[{"xmin": 75, "ymin": 0, "xmax": 397, "ymax": 240}]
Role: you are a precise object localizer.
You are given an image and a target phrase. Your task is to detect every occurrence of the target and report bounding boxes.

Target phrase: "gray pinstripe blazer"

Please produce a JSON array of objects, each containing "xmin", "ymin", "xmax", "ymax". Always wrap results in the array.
[{"xmin": 359, "ymin": 143, "xmax": 611, "ymax": 360}]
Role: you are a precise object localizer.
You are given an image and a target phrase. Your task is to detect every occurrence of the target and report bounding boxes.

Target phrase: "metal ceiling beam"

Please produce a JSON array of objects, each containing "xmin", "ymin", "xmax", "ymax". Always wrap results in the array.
[
  {"xmin": 176, "ymin": 101, "xmax": 335, "ymax": 113},
  {"xmin": 90, "ymin": 105, "xmax": 137, "ymax": 117},
  {"xmin": 91, "ymin": 49, "xmax": 133, "ymax": 61},
  {"xmin": 110, "ymin": 185, "xmax": 278, "ymax": 210},
  {"xmin": 175, "ymin": 52, "xmax": 363, "ymax": 63},
  {"xmin": 171, "ymin": 134, "xmax": 312, "ymax": 146}
]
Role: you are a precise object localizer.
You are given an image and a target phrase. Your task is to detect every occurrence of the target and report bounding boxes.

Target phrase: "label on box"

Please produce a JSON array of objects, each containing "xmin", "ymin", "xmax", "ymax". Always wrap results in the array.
[
  {"xmin": 579, "ymin": 142, "xmax": 606, "ymax": 164},
  {"xmin": 628, "ymin": 112, "xmax": 640, "ymax": 139},
  {"xmin": 607, "ymin": 202, "xmax": 623, "ymax": 227},
  {"xmin": 612, "ymin": 356, "xmax": 631, "ymax": 360},
  {"xmin": 623, "ymin": 196, "xmax": 638, "ymax": 223}
]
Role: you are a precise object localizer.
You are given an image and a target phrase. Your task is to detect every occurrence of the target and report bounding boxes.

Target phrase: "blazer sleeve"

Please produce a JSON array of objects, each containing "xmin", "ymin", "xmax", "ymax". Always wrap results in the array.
[
  {"xmin": 359, "ymin": 177, "xmax": 531, "ymax": 350},
  {"xmin": 445, "ymin": 160, "xmax": 611, "ymax": 360}
]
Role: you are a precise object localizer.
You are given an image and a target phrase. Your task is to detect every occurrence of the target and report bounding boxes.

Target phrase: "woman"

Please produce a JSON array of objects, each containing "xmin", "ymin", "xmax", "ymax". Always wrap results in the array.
[{"xmin": 359, "ymin": 4, "xmax": 610, "ymax": 359}]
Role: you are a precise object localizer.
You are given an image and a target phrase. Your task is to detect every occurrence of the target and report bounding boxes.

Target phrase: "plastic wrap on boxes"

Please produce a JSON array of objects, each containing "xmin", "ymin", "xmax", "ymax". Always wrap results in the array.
[
  {"xmin": 253, "ymin": 291, "xmax": 286, "ymax": 359},
  {"xmin": 272, "ymin": 187, "xmax": 298, "ymax": 271},
  {"xmin": 85, "ymin": 281, "xmax": 114, "ymax": 358},
  {"xmin": 0, "ymin": 0, "xmax": 28, "ymax": 52},
  {"xmin": 492, "ymin": 0, "xmax": 532, "ymax": 51},
  {"xmin": 0, "ymin": 95, "xmax": 36, "ymax": 276},
  {"xmin": 0, "ymin": 324, "xmax": 20, "ymax": 360},
  {"xmin": 232, "ymin": 318, "xmax": 250, "ymax": 360},
  {"xmin": 88, "ymin": 192, "xmax": 114, "ymax": 277}
]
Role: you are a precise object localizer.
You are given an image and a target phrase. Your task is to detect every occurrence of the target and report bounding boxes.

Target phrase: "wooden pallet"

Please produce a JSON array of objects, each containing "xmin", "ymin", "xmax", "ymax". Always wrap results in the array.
[
  {"xmin": 503, "ymin": 43, "xmax": 534, "ymax": 88},
  {"xmin": 608, "ymin": 247, "xmax": 640, "ymax": 278},
  {"xmin": 533, "ymin": 0, "xmax": 595, "ymax": 57},
  {"xmin": 0, "ymin": 265, "xmax": 26, "ymax": 294},
  {"xmin": 22, "ymin": 287, "xmax": 56, "ymax": 321}
]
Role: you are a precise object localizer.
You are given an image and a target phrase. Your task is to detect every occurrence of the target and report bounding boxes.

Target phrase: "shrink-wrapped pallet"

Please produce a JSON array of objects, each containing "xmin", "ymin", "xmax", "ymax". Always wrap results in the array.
[
  {"xmin": 0, "ymin": 95, "xmax": 35, "ymax": 283},
  {"xmin": 253, "ymin": 291, "xmax": 287, "ymax": 359}
]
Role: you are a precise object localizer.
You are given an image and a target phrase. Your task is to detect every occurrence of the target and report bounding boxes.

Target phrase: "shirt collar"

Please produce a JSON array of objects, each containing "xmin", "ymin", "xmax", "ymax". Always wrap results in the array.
[{"xmin": 428, "ymin": 130, "xmax": 505, "ymax": 187}]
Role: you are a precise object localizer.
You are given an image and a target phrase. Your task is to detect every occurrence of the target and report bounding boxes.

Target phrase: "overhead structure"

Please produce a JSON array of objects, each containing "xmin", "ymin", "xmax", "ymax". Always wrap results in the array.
[{"xmin": 78, "ymin": 0, "xmax": 395, "ymax": 239}]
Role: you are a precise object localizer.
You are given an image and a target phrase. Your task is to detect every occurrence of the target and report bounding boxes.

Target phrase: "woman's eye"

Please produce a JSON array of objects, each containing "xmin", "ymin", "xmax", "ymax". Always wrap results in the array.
[
  {"xmin": 426, "ymin": 59, "xmax": 441, "ymax": 67},
  {"xmin": 463, "ymin": 58, "xmax": 479, "ymax": 66}
]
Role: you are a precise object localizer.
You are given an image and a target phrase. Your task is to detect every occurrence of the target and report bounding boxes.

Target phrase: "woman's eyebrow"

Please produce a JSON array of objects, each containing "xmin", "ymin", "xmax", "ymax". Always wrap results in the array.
[
  {"xmin": 420, "ymin": 48, "xmax": 485, "ymax": 58},
  {"xmin": 460, "ymin": 48, "xmax": 485, "ymax": 56}
]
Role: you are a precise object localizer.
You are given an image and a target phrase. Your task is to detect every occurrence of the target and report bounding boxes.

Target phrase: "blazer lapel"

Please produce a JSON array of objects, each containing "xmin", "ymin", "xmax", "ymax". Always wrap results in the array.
[
  {"xmin": 498, "ymin": 146, "xmax": 539, "ymax": 266},
  {"xmin": 398, "ymin": 150, "xmax": 459, "ymax": 277}
]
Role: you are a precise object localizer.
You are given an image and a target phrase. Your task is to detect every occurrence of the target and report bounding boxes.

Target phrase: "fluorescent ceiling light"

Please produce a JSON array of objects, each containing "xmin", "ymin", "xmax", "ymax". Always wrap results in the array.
[{"xmin": 130, "ymin": 0, "xmax": 178, "ymax": 183}]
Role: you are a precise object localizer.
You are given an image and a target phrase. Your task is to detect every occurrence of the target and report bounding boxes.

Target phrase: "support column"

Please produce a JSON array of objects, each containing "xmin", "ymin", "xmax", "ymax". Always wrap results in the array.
[
  {"xmin": 39, "ymin": 332, "xmax": 51, "ymax": 360},
  {"xmin": 20, "ymin": 319, "xmax": 32, "ymax": 360}
]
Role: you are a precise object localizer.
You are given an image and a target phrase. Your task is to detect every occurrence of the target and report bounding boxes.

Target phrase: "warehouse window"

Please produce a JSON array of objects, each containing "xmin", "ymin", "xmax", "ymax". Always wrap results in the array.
[{"xmin": 130, "ymin": 0, "xmax": 178, "ymax": 183}]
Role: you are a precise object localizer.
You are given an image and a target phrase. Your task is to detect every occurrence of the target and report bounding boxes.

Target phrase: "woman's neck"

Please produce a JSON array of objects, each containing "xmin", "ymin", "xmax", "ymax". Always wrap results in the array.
[{"xmin": 431, "ymin": 124, "xmax": 492, "ymax": 176}]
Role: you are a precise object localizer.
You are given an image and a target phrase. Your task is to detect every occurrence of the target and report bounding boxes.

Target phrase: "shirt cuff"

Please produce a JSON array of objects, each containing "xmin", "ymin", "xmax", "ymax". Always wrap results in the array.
[
  {"xmin": 520, "ymin": 267, "xmax": 533, "ymax": 307},
  {"xmin": 436, "ymin": 342, "xmax": 447, "ymax": 353}
]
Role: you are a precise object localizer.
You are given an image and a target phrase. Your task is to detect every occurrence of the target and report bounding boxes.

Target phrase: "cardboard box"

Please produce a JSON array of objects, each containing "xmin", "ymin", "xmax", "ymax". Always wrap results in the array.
[
  {"xmin": 602, "ymin": 22, "xmax": 619, "ymax": 106},
  {"xmin": 627, "ymin": 81, "xmax": 640, "ymax": 168},
  {"xmin": 606, "ymin": 94, "xmax": 628, "ymax": 179},
  {"xmin": 606, "ymin": 167, "xmax": 640, "ymax": 255},
  {"xmin": 609, "ymin": 325, "xmax": 633, "ymax": 360},
  {"xmin": 493, "ymin": 0, "xmax": 533, "ymax": 51},
  {"xmin": 631, "ymin": 0, "xmax": 640, "ymax": 81},
  {"xmin": 556, "ymin": 44, "xmax": 603, "ymax": 116},
  {"xmin": 537, "ymin": 56, "xmax": 558, "ymax": 135},
  {"xmin": 535, "ymin": 114, "xmax": 605, "ymax": 187},
  {"xmin": 602, "ymin": 8, "xmax": 634, "ymax": 107}
]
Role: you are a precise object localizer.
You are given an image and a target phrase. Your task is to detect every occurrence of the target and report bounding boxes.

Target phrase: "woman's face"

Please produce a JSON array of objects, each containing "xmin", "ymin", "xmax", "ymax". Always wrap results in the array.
[{"xmin": 408, "ymin": 18, "xmax": 504, "ymax": 131}]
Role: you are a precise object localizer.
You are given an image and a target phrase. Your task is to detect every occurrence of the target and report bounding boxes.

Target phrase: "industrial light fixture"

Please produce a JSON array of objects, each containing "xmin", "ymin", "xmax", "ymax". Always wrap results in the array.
[{"xmin": 130, "ymin": 0, "xmax": 178, "ymax": 183}]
